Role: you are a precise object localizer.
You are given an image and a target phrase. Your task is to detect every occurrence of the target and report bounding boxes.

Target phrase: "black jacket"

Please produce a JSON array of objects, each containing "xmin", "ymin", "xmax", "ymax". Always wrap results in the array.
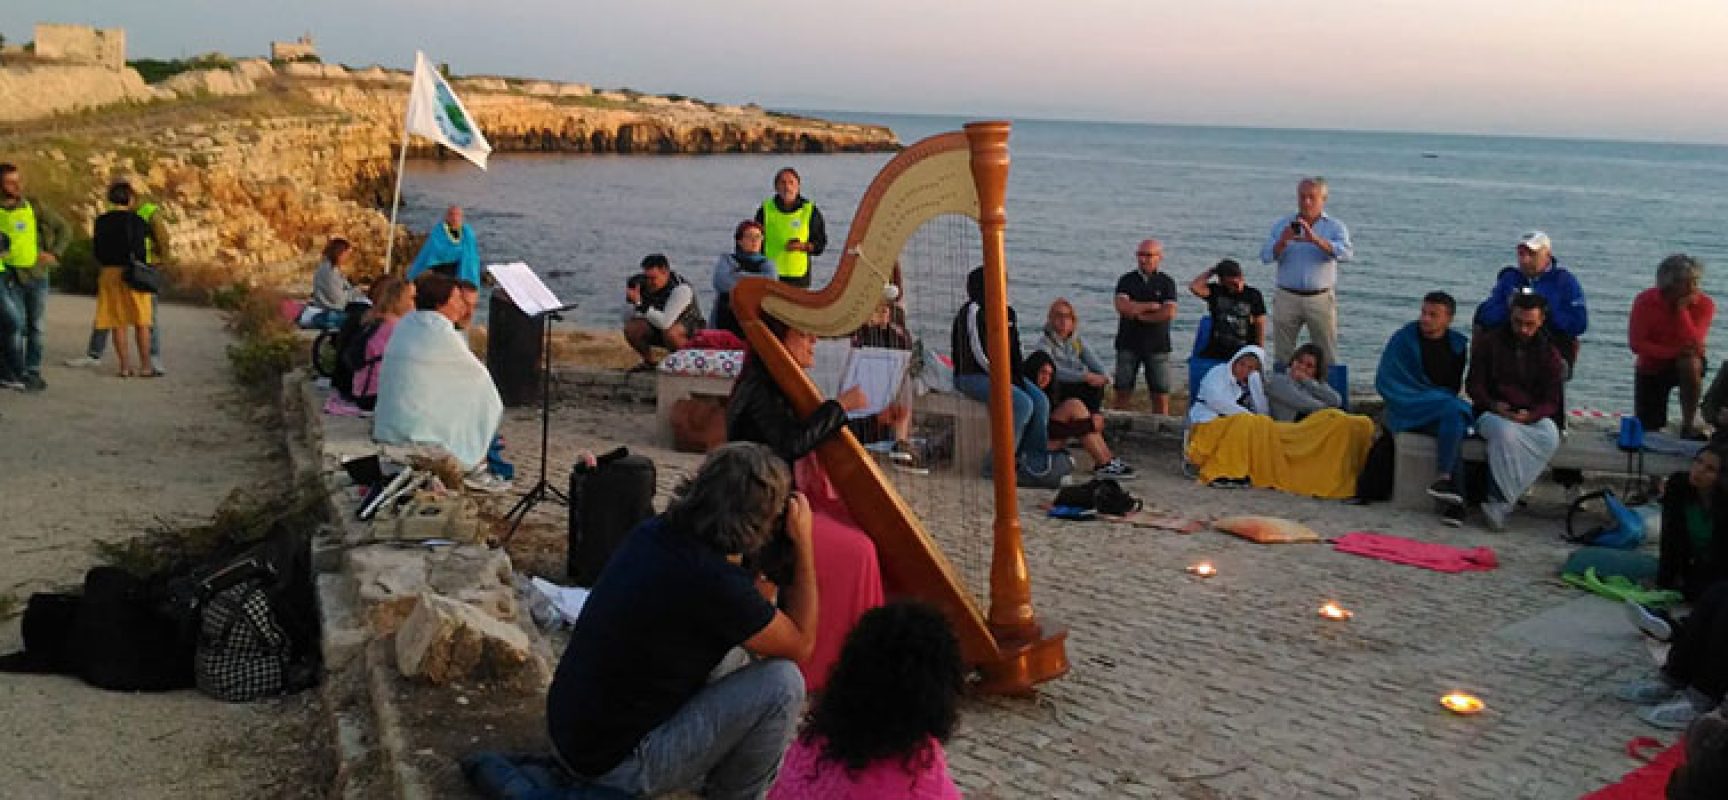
[
  {"xmin": 1659, "ymin": 473, "xmax": 1728, "ymax": 601},
  {"xmin": 726, "ymin": 363, "xmax": 850, "ymax": 466},
  {"xmin": 950, "ymin": 267, "xmax": 1026, "ymax": 384}
]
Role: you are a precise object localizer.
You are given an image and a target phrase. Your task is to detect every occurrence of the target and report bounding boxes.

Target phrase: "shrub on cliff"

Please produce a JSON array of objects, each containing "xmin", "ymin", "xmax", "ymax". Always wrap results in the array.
[{"xmin": 216, "ymin": 283, "xmax": 302, "ymax": 396}]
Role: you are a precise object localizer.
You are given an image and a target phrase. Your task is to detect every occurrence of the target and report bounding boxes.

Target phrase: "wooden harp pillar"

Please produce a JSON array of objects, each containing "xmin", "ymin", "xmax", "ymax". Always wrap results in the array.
[{"xmin": 733, "ymin": 121, "xmax": 1067, "ymax": 695}]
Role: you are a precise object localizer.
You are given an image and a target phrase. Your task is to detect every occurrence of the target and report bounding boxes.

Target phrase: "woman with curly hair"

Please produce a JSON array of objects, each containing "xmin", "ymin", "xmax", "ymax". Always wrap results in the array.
[{"xmin": 768, "ymin": 601, "xmax": 964, "ymax": 799}]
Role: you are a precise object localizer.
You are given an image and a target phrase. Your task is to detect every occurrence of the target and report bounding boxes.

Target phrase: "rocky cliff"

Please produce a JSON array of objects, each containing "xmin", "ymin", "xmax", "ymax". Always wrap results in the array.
[{"xmin": 0, "ymin": 60, "xmax": 897, "ymax": 286}]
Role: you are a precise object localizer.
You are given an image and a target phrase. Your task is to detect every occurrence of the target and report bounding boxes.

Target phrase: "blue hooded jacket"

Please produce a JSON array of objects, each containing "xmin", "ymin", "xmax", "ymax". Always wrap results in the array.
[{"xmin": 1472, "ymin": 258, "xmax": 1588, "ymax": 340}]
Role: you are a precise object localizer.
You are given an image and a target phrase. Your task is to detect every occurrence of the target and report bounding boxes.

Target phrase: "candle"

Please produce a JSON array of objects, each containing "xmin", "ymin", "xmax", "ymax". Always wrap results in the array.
[
  {"xmin": 1440, "ymin": 693, "xmax": 1485, "ymax": 715},
  {"xmin": 1186, "ymin": 562, "xmax": 1217, "ymax": 578},
  {"xmin": 1317, "ymin": 602, "xmax": 1353, "ymax": 621}
]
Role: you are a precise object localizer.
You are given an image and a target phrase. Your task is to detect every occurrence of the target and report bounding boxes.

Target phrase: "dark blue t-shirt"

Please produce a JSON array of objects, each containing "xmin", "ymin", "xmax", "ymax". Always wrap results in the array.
[
  {"xmin": 1114, "ymin": 269, "xmax": 1178, "ymax": 355},
  {"xmin": 546, "ymin": 517, "xmax": 777, "ymax": 777}
]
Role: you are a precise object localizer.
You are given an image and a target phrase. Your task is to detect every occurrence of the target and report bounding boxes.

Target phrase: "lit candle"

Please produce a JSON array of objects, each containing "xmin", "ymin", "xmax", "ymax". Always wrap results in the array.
[
  {"xmin": 1187, "ymin": 562, "xmax": 1217, "ymax": 578},
  {"xmin": 1317, "ymin": 602, "xmax": 1353, "ymax": 621},
  {"xmin": 1440, "ymin": 693, "xmax": 1485, "ymax": 715}
]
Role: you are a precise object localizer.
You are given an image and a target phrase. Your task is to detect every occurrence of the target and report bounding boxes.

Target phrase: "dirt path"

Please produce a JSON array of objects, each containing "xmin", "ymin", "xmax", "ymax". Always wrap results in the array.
[{"xmin": 0, "ymin": 293, "xmax": 329, "ymax": 799}]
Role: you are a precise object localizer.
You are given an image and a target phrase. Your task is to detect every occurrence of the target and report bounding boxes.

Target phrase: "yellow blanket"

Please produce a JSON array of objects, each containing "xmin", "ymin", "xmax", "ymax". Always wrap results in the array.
[{"xmin": 1187, "ymin": 409, "xmax": 1374, "ymax": 499}]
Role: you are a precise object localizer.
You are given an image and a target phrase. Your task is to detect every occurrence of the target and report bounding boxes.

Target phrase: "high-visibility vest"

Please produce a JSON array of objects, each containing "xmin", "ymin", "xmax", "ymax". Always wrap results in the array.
[
  {"xmin": 137, "ymin": 202, "xmax": 159, "ymax": 263},
  {"xmin": 0, "ymin": 200, "xmax": 38, "ymax": 271},
  {"xmin": 759, "ymin": 198, "xmax": 815, "ymax": 280}
]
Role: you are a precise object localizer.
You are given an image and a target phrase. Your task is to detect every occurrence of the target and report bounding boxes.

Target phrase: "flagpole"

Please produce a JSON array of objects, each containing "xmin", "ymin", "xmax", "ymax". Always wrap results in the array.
[{"xmin": 382, "ymin": 125, "xmax": 411, "ymax": 276}]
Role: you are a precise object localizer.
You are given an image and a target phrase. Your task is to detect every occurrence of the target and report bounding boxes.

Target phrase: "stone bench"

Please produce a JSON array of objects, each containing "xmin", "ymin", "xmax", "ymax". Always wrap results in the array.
[{"xmin": 1391, "ymin": 429, "xmax": 1695, "ymax": 510}]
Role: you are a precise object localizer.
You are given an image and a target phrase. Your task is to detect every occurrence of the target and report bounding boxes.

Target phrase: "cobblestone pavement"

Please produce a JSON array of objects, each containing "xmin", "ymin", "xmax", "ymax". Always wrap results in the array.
[{"xmin": 501, "ymin": 405, "xmax": 1663, "ymax": 799}]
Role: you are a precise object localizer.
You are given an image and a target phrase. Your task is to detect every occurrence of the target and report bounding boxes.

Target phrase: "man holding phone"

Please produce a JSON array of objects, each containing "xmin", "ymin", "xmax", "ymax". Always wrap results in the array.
[
  {"xmin": 1259, "ymin": 177, "xmax": 1354, "ymax": 364},
  {"xmin": 1466, "ymin": 292, "xmax": 1565, "ymax": 531}
]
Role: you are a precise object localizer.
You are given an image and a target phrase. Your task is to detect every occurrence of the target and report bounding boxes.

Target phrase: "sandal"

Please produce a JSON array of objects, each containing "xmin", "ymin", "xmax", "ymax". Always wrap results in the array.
[{"xmin": 118, "ymin": 369, "xmax": 135, "ymax": 378}]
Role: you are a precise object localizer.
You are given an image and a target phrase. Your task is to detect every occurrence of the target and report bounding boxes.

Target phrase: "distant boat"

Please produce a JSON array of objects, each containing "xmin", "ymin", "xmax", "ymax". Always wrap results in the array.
[{"xmin": 1421, "ymin": 152, "xmax": 1440, "ymax": 158}]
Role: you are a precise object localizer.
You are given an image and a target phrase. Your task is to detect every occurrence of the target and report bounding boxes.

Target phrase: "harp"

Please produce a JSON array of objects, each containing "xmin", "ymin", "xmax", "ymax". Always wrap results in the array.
[{"xmin": 732, "ymin": 121, "xmax": 1068, "ymax": 694}]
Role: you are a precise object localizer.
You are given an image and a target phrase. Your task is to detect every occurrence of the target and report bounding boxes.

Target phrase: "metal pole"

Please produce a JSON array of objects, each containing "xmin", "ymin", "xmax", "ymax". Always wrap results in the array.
[{"xmin": 382, "ymin": 130, "xmax": 411, "ymax": 275}]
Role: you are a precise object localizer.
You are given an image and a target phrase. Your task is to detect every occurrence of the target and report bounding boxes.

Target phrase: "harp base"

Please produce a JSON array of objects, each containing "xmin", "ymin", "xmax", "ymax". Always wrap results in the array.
[{"xmin": 974, "ymin": 621, "xmax": 1070, "ymax": 696}]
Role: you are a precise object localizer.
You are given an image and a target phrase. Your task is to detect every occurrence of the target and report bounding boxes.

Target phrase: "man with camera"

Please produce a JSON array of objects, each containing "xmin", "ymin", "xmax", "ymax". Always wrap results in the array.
[
  {"xmin": 1259, "ymin": 176, "xmax": 1354, "ymax": 364},
  {"xmin": 623, "ymin": 253, "xmax": 705, "ymax": 373}
]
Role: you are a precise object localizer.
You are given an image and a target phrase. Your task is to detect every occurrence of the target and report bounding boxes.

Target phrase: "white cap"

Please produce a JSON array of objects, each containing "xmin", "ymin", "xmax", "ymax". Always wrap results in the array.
[{"xmin": 1517, "ymin": 231, "xmax": 1551, "ymax": 252}]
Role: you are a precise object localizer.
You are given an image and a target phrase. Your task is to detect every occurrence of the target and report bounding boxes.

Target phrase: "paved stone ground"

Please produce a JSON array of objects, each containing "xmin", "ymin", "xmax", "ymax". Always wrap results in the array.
[{"xmin": 491, "ymin": 400, "xmax": 1667, "ymax": 800}]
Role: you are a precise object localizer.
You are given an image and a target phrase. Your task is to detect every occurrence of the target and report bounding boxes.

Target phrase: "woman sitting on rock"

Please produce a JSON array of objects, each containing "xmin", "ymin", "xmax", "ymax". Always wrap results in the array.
[
  {"xmin": 1024, "ymin": 350, "xmax": 1133, "ymax": 477},
  {"xmin": 1035, "ymin": 297, "xmax": 1111, "ymax": 413},
  {"xmin": 328, "ymin": 275, "xmax": 416, "ymax": 415},
  {"xmin": 1186, "ymin": 344, "xmax": 1373, "ymax": 498},
  {"xmin": 768, "ymin": 601, "xmax": 964, "ymax": 800}
]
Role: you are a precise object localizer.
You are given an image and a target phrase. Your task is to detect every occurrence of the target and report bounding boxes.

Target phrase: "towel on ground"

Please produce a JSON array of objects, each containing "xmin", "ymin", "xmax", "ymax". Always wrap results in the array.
[
  {"xmin": 1333, "ymin": 531, "xmax": 1498, "ymax": 573},
  {"xmin": 372, "ymin": 310, "xmax": 503, "ymax": 469}
]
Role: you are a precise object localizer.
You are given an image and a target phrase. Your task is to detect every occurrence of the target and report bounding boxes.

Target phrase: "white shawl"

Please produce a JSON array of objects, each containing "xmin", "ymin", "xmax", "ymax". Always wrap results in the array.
[
  {"xmin": 372, "ymin": 311, "xmax": 503, "ymax": 468},
  {"xmin": 1189, "ymin": 344, "xmax": 1270, "ymax": 425}
]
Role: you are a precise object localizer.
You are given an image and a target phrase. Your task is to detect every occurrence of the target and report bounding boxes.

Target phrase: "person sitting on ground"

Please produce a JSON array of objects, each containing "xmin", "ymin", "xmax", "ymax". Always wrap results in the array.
[
  {"xmin": 1186, "ymin": 344, "xmax": 1373, "ymax": 498},
  {"xmin": 311, "ymin": 237, "xmax": 366, "ymax": 318},
  {"xmin": 1618, "ymin": 580, "xmax": 1728, "ymax": 730},
  {"xmin": 1025, "ymin": 350, "xmax": 1134, "ymax": 477},
  {"xmin": 767, "ymin": 602, "xmax": 964, "ymax": 800},
  {"xmin": 545, "ymin": 442, "xmax": 817, "ymax": 798},
  {"xmin": 727, "ymin": 315, "xmax": 886, "ymax": 693},
  {"xmin": 1629, "ymin": 253, "xmax": 1714, "ymax": 439},
  {"xmin": 372, "ymin": 272, "xmax": 502, "ymax": 475},
  {"xmin": 1189, "ymin": 258, "xmax": 1268, "ymax": 360},
  {"xmin": 1466, "ymin": 291, "xmax": 1566, "ymax": 531},
  {"xmin": 623, "ymin": 253, "xmax": 706, "ymax": 372},
  {"xmin": 1264, "ymin": 343, "xmax": 1343, "ymax": 422},
  {"xmin": 849, "ymin": 293, "xmax": 917, "ymax": 464},
  {"xmin": 712, "ymin": 220, "xmax": 779, "ymax": 337},
  {"xmin": 338, "ymin": 276, "xmax": 415, "ymax": 413},
  {"xmin": 1375, "ymin": 292, "xmax": 1473, "ymax": 524},
  {"xmin": 1035, "ymin": 297, "xmax": 1110, "ymax": 413},
  {"xmin": 952, "ymin": 266, "xmax": 1056, "ymax": 478},
  {"xmin": 1657, "ymin": 443, "xmax": 1728, "ymax": 603}
]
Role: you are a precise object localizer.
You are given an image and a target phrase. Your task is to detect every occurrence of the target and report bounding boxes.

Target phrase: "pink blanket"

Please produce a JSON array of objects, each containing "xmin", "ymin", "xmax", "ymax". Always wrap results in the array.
[{"xmin": 1333, "ymin": 531, "xmax": 1498, "ymax": 573}]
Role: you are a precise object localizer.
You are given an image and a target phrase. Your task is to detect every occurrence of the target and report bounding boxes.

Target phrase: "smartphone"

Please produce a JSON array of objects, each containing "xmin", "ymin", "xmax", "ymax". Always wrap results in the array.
[{"xmin": 1289, "ymin": 221, "xmax": 1303, "ymax": 235}]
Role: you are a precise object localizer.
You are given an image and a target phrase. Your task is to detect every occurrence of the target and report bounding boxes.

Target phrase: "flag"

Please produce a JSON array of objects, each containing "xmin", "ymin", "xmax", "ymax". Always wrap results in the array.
[{"xmin": 404, "ymin": 50, "xmax": 493, "ymax": 170}]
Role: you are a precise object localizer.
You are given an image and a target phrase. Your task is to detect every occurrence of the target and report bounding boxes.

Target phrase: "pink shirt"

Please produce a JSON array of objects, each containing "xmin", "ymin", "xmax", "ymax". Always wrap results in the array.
[
  {"xmin": 768, "ymin": 736, "xmax": 962, "ymax": 800},
  {"xmin": 352, "ymin": 316, "xmax": 400, "ymax": 399}
]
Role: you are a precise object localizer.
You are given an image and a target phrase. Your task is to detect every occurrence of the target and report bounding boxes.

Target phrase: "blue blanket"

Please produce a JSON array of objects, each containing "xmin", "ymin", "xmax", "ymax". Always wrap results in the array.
[
  {"xmin": 1375, "ymin": 322, "xmax": 1472, "ymax": 433},
  {"xmin": 407, "ymin": 223, "xmax": 482, "ymax": 286}
]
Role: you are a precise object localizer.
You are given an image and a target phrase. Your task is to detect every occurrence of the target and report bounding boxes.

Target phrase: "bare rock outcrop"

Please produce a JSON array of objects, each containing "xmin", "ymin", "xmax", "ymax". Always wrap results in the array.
[
  {"xmin": 0, "ymin": 65, "xmax": 164, "ymax": 121},
  {"xmin": 395, "ymin": 591, "xmax": 535, "ymax": 685}
]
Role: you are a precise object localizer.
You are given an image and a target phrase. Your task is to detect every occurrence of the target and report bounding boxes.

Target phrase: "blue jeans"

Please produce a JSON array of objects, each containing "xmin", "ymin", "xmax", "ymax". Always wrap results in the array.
[
  {"xmin": 4, "ymin": 273, "xmax": 48, "ymax": 375},
  {"xmin": 88, "ymin": 293, "xmax": 161, "ymax": 359},
  {"xmin": 0, "ymin": 276, "xmax": 22, "ymax": 380},
  {"xmin": 955, "ymin": 372, "xmax": 1051, "ymax": 467},
  {"xmin": 585, "ymin": 659, "xmax": 803, "ymax": 800}
]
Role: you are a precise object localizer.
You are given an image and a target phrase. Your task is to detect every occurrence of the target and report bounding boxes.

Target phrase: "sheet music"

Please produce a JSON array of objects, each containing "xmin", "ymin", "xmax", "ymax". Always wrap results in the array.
[
  {"xmin": 840, "ymin": 347, "xmax": 911, "ymax": 419},
  {"xmin": 486, "ymin": 262, "xmax": 565, "ymax": 316}
]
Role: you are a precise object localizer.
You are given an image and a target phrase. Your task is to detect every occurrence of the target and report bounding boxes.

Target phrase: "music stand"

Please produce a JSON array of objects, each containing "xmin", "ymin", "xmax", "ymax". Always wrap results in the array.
[{"xmin": 484, "ymin": 262, "xmax": 578, "ymax": 547}]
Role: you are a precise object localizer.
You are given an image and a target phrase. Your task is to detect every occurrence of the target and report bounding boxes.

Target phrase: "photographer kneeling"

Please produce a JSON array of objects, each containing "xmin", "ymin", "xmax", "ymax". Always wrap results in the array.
[{"xmin": 545, "ymin": 442, "xmax": 819, "ymax": 799}]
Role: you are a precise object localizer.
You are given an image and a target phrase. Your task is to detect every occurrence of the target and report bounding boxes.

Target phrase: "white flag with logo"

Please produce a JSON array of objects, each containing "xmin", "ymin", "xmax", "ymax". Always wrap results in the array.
[{"xmin": 404, "ymin": 50, "xmax": 492, "ymax": 170}]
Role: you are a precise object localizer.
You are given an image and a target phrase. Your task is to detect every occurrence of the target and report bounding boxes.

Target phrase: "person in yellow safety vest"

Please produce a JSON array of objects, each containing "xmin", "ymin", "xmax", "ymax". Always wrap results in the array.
[
  {"xmin": 0, "ymin": 162, "xmax": 71, "ymax": 392},
  {"xmin": 752, "ymin": 167, "xmax": 827, "ymax": 289},
  {"xmin": 69, "ymin": 196, "xmax": 171, "ymax": 373}
]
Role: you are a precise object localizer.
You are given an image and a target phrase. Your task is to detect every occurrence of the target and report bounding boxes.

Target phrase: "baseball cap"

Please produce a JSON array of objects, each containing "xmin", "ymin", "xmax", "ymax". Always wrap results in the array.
[{"xmin": 1516, "ymin": 231, "xmax": 1551, "ymax": 251}]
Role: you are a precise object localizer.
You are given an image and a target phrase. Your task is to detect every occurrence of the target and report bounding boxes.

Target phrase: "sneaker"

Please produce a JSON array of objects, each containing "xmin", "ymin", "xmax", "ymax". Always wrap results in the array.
[
  {"xmin": 21, "ymin": 374, "xmax": 46, "ymax": 393},
  {"xmin": 1639, "ymin": 693, "xmax": 1710, "ymax": 730},
  {"xmin": 0, "ymin": 377, "xmax": 24, "ymax": 391},
  {"xmin": 1625, "ymin": 599, "xmax": 1673, "ymax": 642},
  {"xmin": 64, "ymin": 355, "xmax": 101, "ymax": 368},
  {"xmin": 1441, "ymin": 505, "xmax": 1466, "ymax": 528},
  {"xmin": 148, "ymin": 361, "xmax": 166, "ymax": 377},
  {"xmin": 1094, "ymin": 459, "xmax": 1136, "ymax": 478},
  {"xmin": 1426, "ymin": 478, "xmax": 1463, "ymax": 506},
  {"xmin": 1209, "ymin": 477, "xmax": 1249, "ymax": 489},
  {"xmin": 462, "ymin": 473, "xmax": 514, "ymax": 494},
  {"xmin": 1617, "ymin": 674, "xmax": 1681, "ymax": 704},
  {"xmin": 1481, "ymin": 501, "xmax": 1510, "ymax": 532}
]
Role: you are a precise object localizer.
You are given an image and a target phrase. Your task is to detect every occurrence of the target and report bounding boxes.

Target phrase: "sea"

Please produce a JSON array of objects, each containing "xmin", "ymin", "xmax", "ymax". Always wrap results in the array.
[{"xmin": 398, "ymin": 112, "xmax": 1728, "ymax": 415}]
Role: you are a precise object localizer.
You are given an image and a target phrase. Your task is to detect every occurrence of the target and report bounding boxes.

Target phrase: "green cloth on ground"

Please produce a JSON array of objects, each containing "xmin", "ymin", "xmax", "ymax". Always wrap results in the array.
[
  {"xmin": 1561, "ymin": 567, "xmax": 1683, "ymax": 608},
  {"xmin": 1561, "ymin": 547, "xmax": 1660, "ymax": 584}
]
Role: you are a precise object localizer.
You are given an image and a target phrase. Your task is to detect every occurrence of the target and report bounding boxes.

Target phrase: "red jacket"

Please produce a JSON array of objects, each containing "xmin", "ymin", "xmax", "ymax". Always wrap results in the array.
[{"xmin": 1628, "ymin": 288, "xmax": 1714, "ymax": 374}]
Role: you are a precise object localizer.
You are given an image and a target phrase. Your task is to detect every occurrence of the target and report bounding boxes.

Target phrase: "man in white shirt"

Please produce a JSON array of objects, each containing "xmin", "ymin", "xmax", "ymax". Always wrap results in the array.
[{"xmin": 623, "ymin": 253, "xmax": 706, "ymax": 372}]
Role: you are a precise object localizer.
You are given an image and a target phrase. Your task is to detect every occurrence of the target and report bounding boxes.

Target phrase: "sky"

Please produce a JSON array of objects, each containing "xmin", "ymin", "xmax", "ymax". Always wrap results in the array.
[{"xmin": 5, "ymin": 0, "xmax": 1727, "ymax": 145}]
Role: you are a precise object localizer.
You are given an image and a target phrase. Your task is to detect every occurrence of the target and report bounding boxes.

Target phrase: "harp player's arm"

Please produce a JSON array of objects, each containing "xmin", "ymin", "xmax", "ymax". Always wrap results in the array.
[{"xmin": 729, "ymin": 370, "xmax": 868, "ymax": 462}]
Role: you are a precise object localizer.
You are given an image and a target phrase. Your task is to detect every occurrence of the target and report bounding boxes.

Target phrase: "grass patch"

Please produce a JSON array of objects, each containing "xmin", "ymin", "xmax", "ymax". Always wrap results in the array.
[
  {"xmin": 92, "ymin": 487, "xmax": 323, "ymax": 578},
  {"xmin": 210, "ymin": 282, "xmax": 303, "ymax": 397}
]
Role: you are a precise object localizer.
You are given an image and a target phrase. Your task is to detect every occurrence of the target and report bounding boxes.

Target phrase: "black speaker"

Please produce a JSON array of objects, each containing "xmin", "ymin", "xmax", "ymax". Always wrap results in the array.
[
  {"xmin": 486, "ymin": 291, "xmax": 545, "ymax": 407},
  {"xmin": 567, "ymin": 449, "xmax": 657, "ymax": 587}
]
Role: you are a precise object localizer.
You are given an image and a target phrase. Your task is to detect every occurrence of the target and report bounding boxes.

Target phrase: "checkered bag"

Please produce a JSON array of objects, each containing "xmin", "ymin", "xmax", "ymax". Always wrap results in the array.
[{"xmin": 194, "ymin": 580, "xmax": 291, "ymax": 702}]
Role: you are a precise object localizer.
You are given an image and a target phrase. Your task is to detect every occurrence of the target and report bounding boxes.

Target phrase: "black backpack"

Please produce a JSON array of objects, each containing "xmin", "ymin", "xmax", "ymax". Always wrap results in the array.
[
  {"xmin": 1053, "ymin": 479, "xmax": 1142, "ymax": 516},
  {"xmin": 330, "ymin": 302, "xmax": 381, "ymax": 401},
  {"xmin": 0, "ymin": 566, "xmax": 197, "ymax": 692}
]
